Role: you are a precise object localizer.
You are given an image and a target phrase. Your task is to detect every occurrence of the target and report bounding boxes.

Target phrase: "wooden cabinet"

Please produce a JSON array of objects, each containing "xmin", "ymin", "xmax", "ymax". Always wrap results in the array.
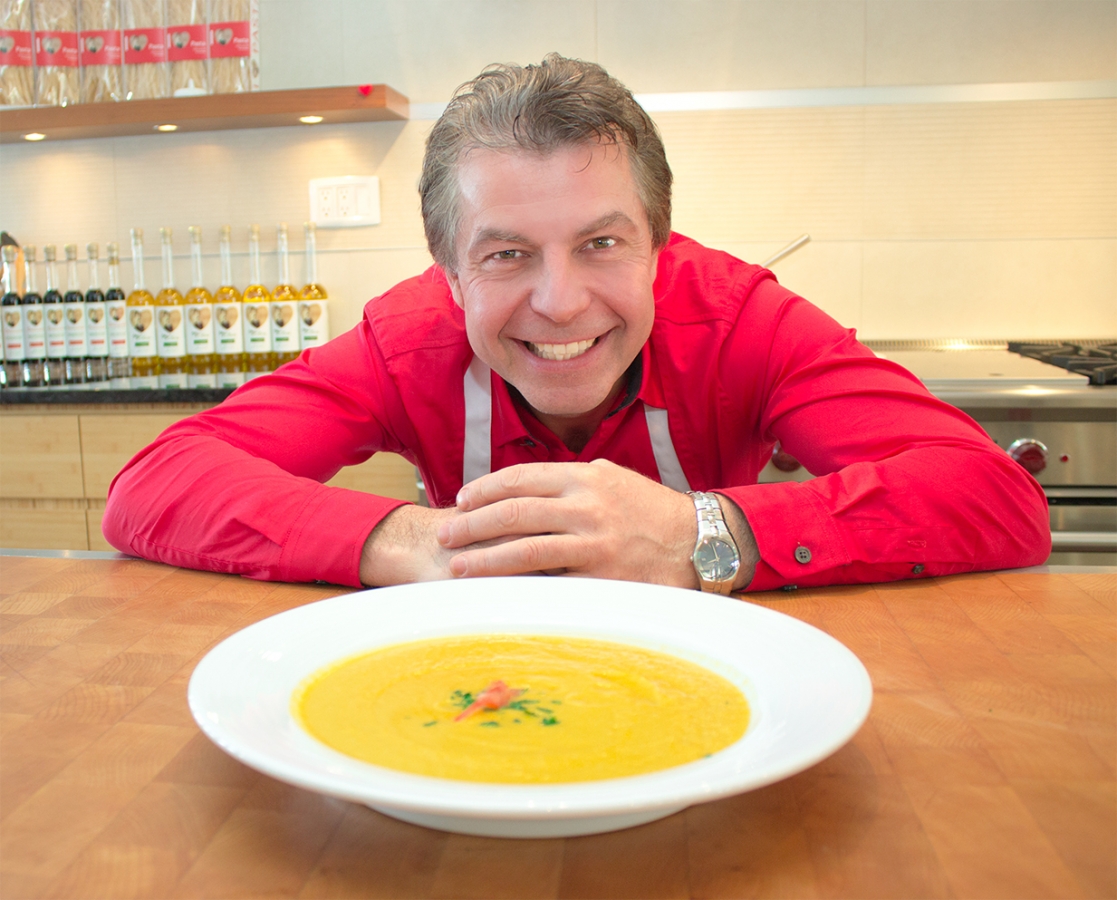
[{"xmin": 0, "ymin": 403, "xmax": 419, "ymax": 551}]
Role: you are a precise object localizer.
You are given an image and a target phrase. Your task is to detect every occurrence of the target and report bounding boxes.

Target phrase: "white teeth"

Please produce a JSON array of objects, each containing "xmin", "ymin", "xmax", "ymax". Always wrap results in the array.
[{"xmin": 527, "ymin": 338, "xmax": 596, "ymax": 361}]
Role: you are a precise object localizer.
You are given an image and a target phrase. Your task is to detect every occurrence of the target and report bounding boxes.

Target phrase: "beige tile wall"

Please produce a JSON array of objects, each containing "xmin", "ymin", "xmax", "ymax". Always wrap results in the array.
[{"xmin": 2, "ymin": 0, "xmax": 1114, "ymax": 342}]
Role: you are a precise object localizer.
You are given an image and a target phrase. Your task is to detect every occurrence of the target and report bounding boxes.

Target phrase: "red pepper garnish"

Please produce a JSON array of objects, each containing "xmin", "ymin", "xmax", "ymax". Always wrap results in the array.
[{"xmin": 454, "ymin": 680, "xmax": 525, "ymax": 722}]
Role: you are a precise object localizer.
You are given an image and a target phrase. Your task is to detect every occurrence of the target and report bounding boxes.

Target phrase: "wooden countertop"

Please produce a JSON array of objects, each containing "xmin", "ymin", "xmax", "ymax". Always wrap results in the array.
[{"xmin": 1, "ymin": 558, "xmax": 1113, "ymax": 899}]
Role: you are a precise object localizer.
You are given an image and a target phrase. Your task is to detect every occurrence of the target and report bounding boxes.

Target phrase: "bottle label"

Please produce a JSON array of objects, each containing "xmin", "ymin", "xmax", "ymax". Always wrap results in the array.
[
  {"xmin": 64, "ymin": 301, "xmax": 89, "ymax": 356},
  {"xmin": 127, "ymin": 306, "xmax": 157, "ymax": 358},
  {"xmin": 213, "ymin": 302, "xmax": 244, "ymax": 354},
  {"xmin": 270, "ymin": 300, "xmax": 300, "ymax": 352},
  {"xmin": 208, "ymin": 20, "xmax": 249, "ymax": 58},
  {"xmin": 159, "ymin": 371, "xmax": 189, "ymax": 388},
  {"xmin": 0, "ymin": 29, "xmax": 33, "ymax": 67},
  {"xmin": 123, "ymin": 28, "xmax": 168, "ymax": 64},
  {"xmin": 22, "ymin": 302, "xmax": 45, "ymax": 358},
  {"xmin": 34, "ymin": 30, "xmax": 79, "ymax": 68},
  {"xmin": 157, "ymin": 305, "xmax": 187, "ymax": 358},
  {"xmin": 79, "ymin": 29, "xmax": 123, "ymax": 66},
  {"xmin": 243, "ymin": 302, "xmax": 272, "ymax": 352},
  {"xmin": 167, "ymin": 23, "xmax": 207, "ymax": 61},
  {"xmin": 298, "ymin": 299, "xmax": 330, "ymax": 348},
  {"xmin": 44, "ymin": 306, "xmax": 68, "ymax": 358},
  {"xmin": 217, "ymin": 370, "xmax": 245, "ymax": 388},
  {"xmin": 2, "ymin": 307, "xmax": 26, "ymax": 361},
  {"xmin": 187, "ymin": 371, "xmax": 218, "ymax": 388},
  {"xmin": 106, "ymin": 299, "xmax": 129, "ymax": 357},
  {"xmin": 86, "ymin": 301, "xmax": 109, "ymax": 357},
  {"xmin": 185, "ymin": 303, "xmax": 216, "ymax": 354},
  {"xmin": 131, "ymin": 374, "xmax": 159, "ymax": 389}
]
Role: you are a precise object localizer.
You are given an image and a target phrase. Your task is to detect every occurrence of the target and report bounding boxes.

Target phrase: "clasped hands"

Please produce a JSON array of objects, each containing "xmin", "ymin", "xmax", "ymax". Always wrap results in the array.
[{"xmin": 360, "ymin": 460, "xmax": 757, "ymax": 591}]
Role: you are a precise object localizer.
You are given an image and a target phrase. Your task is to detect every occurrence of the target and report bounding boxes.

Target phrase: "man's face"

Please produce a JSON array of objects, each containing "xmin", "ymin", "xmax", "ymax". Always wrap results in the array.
[{"xmin": 446, "ymin": 142, "xmax": 659, "ymax": 429}]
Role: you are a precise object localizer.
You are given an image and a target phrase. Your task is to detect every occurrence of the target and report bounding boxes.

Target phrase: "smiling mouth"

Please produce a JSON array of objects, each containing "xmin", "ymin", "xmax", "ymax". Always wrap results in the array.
[{"xmin": 526, "ymin": 338, "xmax": 599, "ymax": 361}]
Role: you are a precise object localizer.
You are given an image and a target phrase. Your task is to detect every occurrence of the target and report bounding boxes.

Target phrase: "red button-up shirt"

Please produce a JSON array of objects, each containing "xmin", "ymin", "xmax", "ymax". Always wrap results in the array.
[{"xmin": 102, "ymin": 234, "xmax": 1051, "ymax": 589}]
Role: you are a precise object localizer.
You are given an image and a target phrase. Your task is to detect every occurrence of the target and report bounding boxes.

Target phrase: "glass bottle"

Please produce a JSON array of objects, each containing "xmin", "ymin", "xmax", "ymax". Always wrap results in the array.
[
  {"xmin": 20, "ymin": 245, "xmax": 46, "ymax": 387},
  {"xmin": 298, "ymin": 222, "xmax": 330, "ymax": 350},
  {"xmin": 126, "ymin": 228, "xmax": 158, "ymax": 386},
  {"xmin": 213, "ymin": 224, "xmax": 245, "ymax": 388},
  {"xmin": 270, "ymin": 223, "xmax": 300, "ymax": 366},
  {"xmin": 155, "ymin": 227, "xmax": 188, "ymax": 387},
  {"xmin": 183, "ymin": 226, "xmax": 217, "ymax": 387},
  {"xmin": 84, "ymin": 243, "xmax": 109, "ymax": 385},
  {"xmin": 242, "ymin": 225, "xmax": 273, "ymax": 377},
  {"xmin": 63, "ymin": 244, "xmax": 89, "ymax": 386},
  {"xmin": 41, "ymin": 245, "xmax": 67, "ymax": 387},
  {"xmin": 1, "ymin": 245, "xmax": 24, "ymax": 387},
  {"xmin": 105, "ymin": 242, "xmax": 130, "ymax": 385}
]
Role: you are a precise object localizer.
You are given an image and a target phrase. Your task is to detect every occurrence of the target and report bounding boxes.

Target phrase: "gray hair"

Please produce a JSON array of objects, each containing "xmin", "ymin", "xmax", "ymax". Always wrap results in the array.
[{"xmin": 419, "ymin": 53, "xmax": 672, "ymax": 273}]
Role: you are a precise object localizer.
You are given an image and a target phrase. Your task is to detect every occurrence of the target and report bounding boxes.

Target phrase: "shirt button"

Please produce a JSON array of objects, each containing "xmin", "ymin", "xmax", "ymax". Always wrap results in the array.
[
  {"xmin": 794, "ymin": 546, "xmax": 812, "ymax": 564},
  {"xmin": 521, "ymin": 438, "xmax": 536, "ymax": 448},
  {"xmin": 912, "ymin": 564, "xmax": 925, "ymax": 574}
]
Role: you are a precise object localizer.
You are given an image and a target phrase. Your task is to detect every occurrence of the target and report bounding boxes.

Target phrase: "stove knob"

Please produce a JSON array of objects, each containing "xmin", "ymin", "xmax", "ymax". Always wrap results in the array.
[
  {"xmin": 1007, "ymin": 438, "xmax": 1048, "ymax": 475},
  {"xmin": 771, "ymin": 442, "xmax": 802, "ymax": 472}
]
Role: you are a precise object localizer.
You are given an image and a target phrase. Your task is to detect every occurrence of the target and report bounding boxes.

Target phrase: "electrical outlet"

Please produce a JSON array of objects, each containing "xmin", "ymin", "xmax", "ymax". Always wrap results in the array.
[{"xmin": 309, "ymin": 176, "xmax": 381, "ymax": 228}]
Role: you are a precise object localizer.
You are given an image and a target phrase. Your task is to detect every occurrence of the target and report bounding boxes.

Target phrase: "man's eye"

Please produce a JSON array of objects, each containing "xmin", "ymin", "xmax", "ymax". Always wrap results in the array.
[
  {"xmin": 493, "ymin": 249, "xmax": 521, "ymax": 260},
  {"xmin": 589, "ymin": 237, "xmax": 616, "ymax": 250}
]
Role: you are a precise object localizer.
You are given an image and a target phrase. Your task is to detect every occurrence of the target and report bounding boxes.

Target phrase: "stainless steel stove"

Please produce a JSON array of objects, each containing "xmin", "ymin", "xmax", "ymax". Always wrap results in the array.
[{"xmin": 760, "ymin": 339, "xmax": 1117, "ymax": 566}]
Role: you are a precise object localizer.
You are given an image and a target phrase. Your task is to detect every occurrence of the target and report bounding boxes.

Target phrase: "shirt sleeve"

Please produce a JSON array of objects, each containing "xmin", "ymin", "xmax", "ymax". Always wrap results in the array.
[
  {"xmin": 716, "ymin": 282, "xmax": 1051, "ymax": 591},
  {"xmin": 101, "ymin": 321, "xmax": 411, "ymax": 587}
]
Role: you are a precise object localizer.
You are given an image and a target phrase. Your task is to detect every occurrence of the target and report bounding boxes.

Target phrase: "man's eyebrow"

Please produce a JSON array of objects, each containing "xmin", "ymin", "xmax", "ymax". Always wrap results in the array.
[
  {"xmin": 575, "ymin": 211, "xmax": 637, "ymax": 239},
  {"xmin": 470, "ymin": 228, "xmax": 530, "ymax": 249}
]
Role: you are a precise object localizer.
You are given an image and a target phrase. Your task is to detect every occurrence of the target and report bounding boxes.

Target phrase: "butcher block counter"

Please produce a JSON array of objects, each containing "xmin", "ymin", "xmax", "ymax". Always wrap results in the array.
[{"xmin": 0, "ymin": 556, "xmax": 1113, "ymax": 899}]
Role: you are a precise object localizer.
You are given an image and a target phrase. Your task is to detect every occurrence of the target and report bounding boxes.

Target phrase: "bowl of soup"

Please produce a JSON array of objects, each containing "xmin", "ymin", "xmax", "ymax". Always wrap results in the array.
[{"xmin": 189, "ymin": 577, "xmax": 871, "ymax": 838}]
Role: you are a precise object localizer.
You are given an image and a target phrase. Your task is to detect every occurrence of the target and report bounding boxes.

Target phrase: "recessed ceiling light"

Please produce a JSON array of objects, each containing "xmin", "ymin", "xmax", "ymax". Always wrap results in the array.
[
  {"xmin": 23, "ymin": 132, "xmax": 46, "ymax": 141},
  {"xmin": 155, "ymin": 123, "xmax": 178, "ymax": 132},
  {"xmin": 299, "ymin": 115, "xmax": 324, "ymax": 124}
]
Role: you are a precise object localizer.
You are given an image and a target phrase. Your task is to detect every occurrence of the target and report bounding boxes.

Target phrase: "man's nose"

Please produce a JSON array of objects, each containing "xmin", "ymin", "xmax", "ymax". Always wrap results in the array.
[{"xmin": 529, "ymin": 255, "xmax": 591, "ymax": 323}]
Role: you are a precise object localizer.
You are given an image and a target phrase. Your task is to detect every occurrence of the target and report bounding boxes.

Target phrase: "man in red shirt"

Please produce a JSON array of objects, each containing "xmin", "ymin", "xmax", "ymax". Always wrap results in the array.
[{"xmin": 102, "ymin": 54, "xmax": 1050, "ymax": 592}]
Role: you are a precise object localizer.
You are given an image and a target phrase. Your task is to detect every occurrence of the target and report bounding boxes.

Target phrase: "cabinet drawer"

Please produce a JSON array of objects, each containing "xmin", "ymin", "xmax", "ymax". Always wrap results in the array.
[{"xmin": 0, "ymin": 415, "xmax": 84, "ymax": 499}]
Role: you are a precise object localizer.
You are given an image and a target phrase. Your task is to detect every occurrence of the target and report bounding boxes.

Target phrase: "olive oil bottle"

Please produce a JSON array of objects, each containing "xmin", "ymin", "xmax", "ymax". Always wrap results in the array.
[
  {"xmin": 155, "ymin": 228, "xmax": 188, "ymax": 388},
  {"xmin": 1, "ymin": 245, "xmax": 24, "ymax": 387},
  {"xmin": 242, "ymin": 225, "xmax": 273, "ymax": 377},
  {"xmin": 105, "ymin": 243, "xmax": 131, "ymax": 385},
  {"xmin": 298, "ymin": 222, "xmax": 329, "ymax": 351},
  {"xmin": 84, "ymin": 243, "xmax": 109, "ymax": 384},
  {"xmin": 20, "ymin": 246, "xmax": 46, "ymax": 387},
  {"xmin": 63, "ymin": 244, "xmax": 88, "ymax": 385},
  {"xmin": 126, "ymin": 228, "xmax": 158, "ymax": 386},
  {"xmin": 213, "ymin": 225, "xmax": 245, "ymax": 388},
  {"xmin": 42, "ymin": 245, "xmax": 68, "ymax": 386},
  {"xmin": 270, "ymin": 223, "xmax": 300, "ymax": 366},
  {"xmin": 184, "ymin": 226, "xmax": 217, "ymax": 387}
]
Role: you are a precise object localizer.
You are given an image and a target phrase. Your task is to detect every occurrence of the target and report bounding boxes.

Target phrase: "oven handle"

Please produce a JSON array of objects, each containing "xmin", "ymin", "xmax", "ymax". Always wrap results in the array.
[{"xmin": 1050, "ymin": 531, "xmax": 1117, "ymax": 551}]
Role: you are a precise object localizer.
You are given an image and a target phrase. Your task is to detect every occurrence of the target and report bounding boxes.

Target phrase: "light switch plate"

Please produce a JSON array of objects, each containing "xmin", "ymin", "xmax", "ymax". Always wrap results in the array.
[{"xmin": 309, "ymin": 176, "xmax": 381, "ymax": 228}]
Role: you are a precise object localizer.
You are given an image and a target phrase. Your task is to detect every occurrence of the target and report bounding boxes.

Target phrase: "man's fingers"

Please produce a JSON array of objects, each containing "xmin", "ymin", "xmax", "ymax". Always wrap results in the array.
[
  {"xmin": 449, "ymin": 534, "xmax": 585, "ymax": 578},
  {"xmin": 457, "ymin": 462, "xmax": 589, "ymax": 510},
  {"xmin": 439, "ymin": 497, "xmax": 555, "ymax": 549}
]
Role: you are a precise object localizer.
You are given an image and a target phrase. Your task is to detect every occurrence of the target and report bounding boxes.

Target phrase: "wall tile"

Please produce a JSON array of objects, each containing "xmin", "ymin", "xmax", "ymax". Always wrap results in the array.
[
  {"xmin": 866, "ymin": 0, "xmax": 1117, "ymax": 86},
  {"xmin": 864, "ymin": 100, "xmax": 1117, "ymax": 241},
  {"xmin": 861, "ymin": 239, "xmax": 1117, "ymax": 340},
  {"xmin": 258, "ymin": 0, "xmax": 346, "ymax": 90},
  {"xmin": 599, "ymin": 0, "xmax": 866, "ymax": 92},
  {"xmin": 338, "ymin": 0, "xmax": 597, "ymax": 103}
]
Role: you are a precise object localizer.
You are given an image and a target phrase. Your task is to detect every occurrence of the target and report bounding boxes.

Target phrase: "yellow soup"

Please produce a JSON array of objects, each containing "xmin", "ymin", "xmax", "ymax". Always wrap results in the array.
[{"xmin": 293, "ymin": 635, "xmax": 750, "ymax": 783}]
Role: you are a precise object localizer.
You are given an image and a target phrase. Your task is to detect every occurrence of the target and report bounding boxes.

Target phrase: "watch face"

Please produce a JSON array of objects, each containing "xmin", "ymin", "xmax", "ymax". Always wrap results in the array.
[{"xmin": 694, "ymin": 537, "xmax": 740, "ymax": 582}]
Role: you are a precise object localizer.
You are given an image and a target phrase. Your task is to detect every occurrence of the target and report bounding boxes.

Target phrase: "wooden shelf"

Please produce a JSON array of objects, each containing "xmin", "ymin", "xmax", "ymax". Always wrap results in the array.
[{"xmin": 0, "ymin": 84, "xmax": 409, "ymax": 144}]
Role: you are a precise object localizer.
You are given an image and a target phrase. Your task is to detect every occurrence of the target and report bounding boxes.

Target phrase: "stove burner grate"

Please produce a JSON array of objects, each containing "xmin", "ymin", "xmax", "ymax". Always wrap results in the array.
[{"xmin": 1008, "ymin": 342, "xmax": 1117, "ymax": 386}]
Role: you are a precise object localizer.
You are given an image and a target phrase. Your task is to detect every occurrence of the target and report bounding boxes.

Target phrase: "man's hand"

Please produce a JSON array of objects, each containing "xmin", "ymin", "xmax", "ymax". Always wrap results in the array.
[{"xmin": 436, "ymin": 460, "xmax": 758, "ymax": 589}]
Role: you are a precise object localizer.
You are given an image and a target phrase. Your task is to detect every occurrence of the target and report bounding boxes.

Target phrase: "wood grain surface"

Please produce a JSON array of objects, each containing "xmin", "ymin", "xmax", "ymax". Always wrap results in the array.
[{"xmin": 0, "ymin": 558, "xmax": 1113, "ymax": 899}]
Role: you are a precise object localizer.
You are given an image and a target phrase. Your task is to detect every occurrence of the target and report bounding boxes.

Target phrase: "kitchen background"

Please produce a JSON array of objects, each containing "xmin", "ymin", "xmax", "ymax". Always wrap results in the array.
[{"xmin": 2, "ymin": 0, "xmax": 1116, "ymax": 343}]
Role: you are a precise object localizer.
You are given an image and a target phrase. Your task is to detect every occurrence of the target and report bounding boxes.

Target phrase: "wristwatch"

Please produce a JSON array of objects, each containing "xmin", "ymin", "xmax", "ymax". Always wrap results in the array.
[{"xmin": 689, "ymin": 491, "xmax": 741, "ymax": 594}]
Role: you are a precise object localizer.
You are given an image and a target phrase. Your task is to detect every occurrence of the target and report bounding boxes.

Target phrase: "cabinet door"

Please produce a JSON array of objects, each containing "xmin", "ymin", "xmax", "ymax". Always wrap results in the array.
[
  {"xmin": 80, "ymin": 414, "xmax": 188, "ymax": 500},
  {"xmin": 0, "ymin": 415, "xmax": 84, "ymax": 499}
]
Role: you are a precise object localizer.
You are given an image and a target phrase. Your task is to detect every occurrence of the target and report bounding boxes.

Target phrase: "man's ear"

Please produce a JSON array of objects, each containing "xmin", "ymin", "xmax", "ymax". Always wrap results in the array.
[{"xmin": 446, "ymin": 270, "xmax": 465, "ymax": 310}]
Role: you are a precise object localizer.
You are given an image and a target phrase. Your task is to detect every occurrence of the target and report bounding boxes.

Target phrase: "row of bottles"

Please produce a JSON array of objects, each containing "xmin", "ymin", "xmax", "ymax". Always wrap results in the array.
[{"xmin": 1, "ymin": 223, "xmax": 328, "ymax": 390}]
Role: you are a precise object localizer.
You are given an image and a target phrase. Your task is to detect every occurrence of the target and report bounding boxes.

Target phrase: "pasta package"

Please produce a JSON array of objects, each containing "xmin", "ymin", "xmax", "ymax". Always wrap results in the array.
[
  {"xmin": 33, "ymin": 0, "xmax": 80, "ymax": 106},
  {"xmin": 0, "ymin": 0, "xmax": 34, "ymax": 106},
  {"xmin": 121, "ymin": 0, "xmax": 168, "ymax": 100},
  {"xmin": 207, "ymin": 0, "xmax": 257, "ymax": 94},
  {"xmin": 79, "ymin": 0, "xmax": 123, "ymax": 102},
  {"xmin": 167, "ymin": 0, "xmax": 208, "ymax": 95}
]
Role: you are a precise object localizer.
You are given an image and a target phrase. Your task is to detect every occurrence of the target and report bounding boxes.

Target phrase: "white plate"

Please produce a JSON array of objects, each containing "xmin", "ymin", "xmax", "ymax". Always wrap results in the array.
[{"xmin": 188, "ymin": 577, "xmax": 871, "ymax": 839}]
